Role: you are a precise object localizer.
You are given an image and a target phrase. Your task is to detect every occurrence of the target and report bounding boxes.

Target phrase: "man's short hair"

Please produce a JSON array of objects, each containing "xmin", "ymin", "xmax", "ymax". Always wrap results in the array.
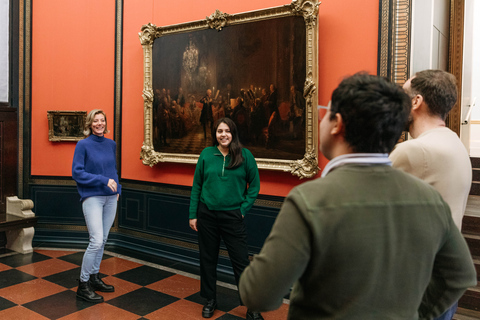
[
  {"xmin": 330, "ymin": 73, "xmax": 411, "ymax": 153},
  {"xmin": 409, "ymin": 70, "xmax": 457, "ymax": 120}
]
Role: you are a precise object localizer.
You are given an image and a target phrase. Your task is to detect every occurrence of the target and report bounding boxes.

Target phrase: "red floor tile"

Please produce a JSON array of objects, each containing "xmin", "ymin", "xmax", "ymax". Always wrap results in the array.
[
  {"xmin": 99, "ymin": 257, "xmax": 143, "ymax": 276},
  {"xmin": 0, "ymin": 305, "xmax": 50, "ymax": 320},
  {"xmin": 229, "ymin": 305, "xmax": 248, "ymax": 318},
  {"xmin": 0, "ymin": 278, "xmax": 67, "ymax": 305},
  {"xmin": 145, "ymin": 299, "xmax": 226, "ymax": 320},
  {"xmin": 146, "ymin": 274, "xmax": 201, "ymax": 299},
  {"xmin": 0, "ymin": 262, "xmax": 11, "ymax": 272},
  {"xmin": 261, "ymin": 303, "xmax": 290, "ymax": 320},
  {"xmin": 58, "ymin": 303, "xmax": 139, "ymax": 320},
  {"xmin": 17, "ymin": 258, "xmax": 78, "ymax": 278}
]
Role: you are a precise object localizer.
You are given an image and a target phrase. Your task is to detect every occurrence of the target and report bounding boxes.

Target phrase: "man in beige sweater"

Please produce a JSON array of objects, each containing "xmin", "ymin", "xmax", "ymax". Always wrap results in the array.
[{"xmin": 390, "ymin": 70, "xmax": 473, "ymax": 320}]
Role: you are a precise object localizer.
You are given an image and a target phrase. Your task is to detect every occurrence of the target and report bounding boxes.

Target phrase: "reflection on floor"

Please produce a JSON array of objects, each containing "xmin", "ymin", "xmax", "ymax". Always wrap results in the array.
[{"xmin": 0, "ymin": 248, "xmax": 289, "ymax": 319}]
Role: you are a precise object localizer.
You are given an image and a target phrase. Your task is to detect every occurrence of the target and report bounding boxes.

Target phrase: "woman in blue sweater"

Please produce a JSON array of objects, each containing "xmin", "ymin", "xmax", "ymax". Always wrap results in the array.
[
  {"xmin": 189, "ymin": 117, "xmax": 262, "ymax": 320},
  {"xmin": 72, "ymin": 109, "xmax": 121, "ymax": 303}
]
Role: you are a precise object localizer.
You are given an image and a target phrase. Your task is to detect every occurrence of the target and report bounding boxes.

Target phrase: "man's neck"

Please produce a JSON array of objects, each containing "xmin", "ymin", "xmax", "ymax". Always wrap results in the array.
[{"xmin": 410, "ymin": 116, "xmax": 446, "ymax": 139}]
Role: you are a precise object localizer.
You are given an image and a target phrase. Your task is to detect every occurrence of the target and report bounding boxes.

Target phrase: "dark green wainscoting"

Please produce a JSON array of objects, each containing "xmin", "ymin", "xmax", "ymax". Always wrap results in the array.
[{"xmin": 30, "ymin": 183, "xmax": 283, "ymax": 276}]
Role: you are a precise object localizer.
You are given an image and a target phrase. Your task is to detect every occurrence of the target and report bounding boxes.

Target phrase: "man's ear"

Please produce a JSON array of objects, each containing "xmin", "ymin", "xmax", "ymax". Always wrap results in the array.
[
  {"xmin": 331, "ymin": 113, "xmax": 344, "ymax": 136},
  {"xmin": 411, "ymin": 94, "xmax": 424, "ymax": 111}
]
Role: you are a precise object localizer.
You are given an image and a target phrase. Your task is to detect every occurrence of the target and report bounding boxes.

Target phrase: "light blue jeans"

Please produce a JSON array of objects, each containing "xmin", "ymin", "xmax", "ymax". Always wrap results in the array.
[{"xmin": 80, "ymin": 195, "xmax": 117, "ymax": 282}]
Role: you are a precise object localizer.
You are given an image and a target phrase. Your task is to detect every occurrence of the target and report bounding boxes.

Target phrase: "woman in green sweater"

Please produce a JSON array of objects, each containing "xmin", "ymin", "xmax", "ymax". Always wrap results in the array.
[{"xmin": 189, "ymin": 117, "xmax": 262, "ymax": 320}]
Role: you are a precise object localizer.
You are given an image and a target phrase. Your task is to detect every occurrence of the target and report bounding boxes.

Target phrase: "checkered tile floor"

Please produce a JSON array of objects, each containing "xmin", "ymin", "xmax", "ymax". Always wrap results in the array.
[{"xmin": 0, "ymin": 248, "xmax": 289, "ymax": 319}]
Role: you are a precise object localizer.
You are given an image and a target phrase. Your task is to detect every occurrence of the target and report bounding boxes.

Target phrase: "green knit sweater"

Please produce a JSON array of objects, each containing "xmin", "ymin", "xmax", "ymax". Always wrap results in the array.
[
  {"xmin": 239, "ymin": 164, "xmax": 476, "ymax": 319},
  {"xmin": 189, "ymin": 146, "xmax": 260, "ymax": 219}
]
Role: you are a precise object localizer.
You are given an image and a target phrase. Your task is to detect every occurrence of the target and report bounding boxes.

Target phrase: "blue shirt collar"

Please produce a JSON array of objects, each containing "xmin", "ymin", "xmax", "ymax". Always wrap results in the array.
[{"xmin": 321, "ymin": 153, "xmax": 391, "ymax": 177}]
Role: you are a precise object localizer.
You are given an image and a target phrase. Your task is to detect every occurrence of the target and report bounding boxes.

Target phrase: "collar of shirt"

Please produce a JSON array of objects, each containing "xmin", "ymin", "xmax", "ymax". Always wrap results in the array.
[{"xmin": 321, "ymin": 153, "xmax": 392, "ymax": 178}]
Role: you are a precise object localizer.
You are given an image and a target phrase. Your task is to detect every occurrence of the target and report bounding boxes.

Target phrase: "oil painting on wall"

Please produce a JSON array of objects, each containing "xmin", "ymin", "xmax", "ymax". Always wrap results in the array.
[
  {"xmin": 140, "ymin": 1, "xmax": 320, "ymax": 178},
  {"xmin": 47, "ymin": 110, "xmax": 86, "ymax": 142}
]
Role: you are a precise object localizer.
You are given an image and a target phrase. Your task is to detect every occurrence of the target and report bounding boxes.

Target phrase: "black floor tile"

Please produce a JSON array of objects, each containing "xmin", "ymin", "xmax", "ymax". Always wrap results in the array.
[
  {"xmin": 217, "ymin": 271, "xmax": 237, "ymax": 286},
  {"xmin": 0, "ymin": 251, "xmax": 51, "ymax": 268},
  {"xmin": 57, "ymin": 251, "xmax": 114, "ymax": 266},
  {"xmin": 113, "ymin": 265, "xmax": 175, "ymax": 286},
  {"xmin": 185, "ymin": 286, "xmax": 241, "ymax": 312},
  {"xmin": 43, "ymin": 267, "xmax": 82, "ymax": 289},
  {"xmin": 0, "ymin": 269, "xmax": 37, "ymax": 289},
  {"xmin": 170, "ymin": 261, "xmax": 201, "ymax": 276},
  {"xmin": 107, "ymin": 287, "xmax": 179, "ymax": 316},
  {"xmin": 106, "ymin": 246, "xmax": 179, "ymax": 268},
  {"xmin": 0, "ymin": 248, "xmax": 14, "ymax": 256},
  {"xmin": 217, "ymin": 314, "xmax": 245, "ymax": 320},
  {"xmin": 0, "ymin": 296, "xmax": 16, "ymax": 311},
  {"xmin": 23, "ymin": 290, "xmax": 91, "ymax": 320},
  {"xmin": 56, "ymin": 252, "xmax": 85, "ymax": 265}
]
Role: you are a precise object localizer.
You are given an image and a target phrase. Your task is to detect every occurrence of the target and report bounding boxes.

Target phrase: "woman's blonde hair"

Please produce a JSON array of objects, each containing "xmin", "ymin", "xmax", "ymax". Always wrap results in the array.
[{"xmin": 84, "ymin": 109, "xmax": 109, "ymax": 136}]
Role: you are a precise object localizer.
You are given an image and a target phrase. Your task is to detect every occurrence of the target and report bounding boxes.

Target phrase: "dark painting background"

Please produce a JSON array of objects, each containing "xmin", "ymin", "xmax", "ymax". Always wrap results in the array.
[{"xmin": 152, "ymin": 16, "xmax": 307, "ymax": 160}]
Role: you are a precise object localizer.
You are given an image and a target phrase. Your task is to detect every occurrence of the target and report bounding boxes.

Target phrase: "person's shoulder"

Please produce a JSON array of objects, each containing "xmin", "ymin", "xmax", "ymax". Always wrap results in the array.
[
  {"xmin": 288, "ymin": 176, "xmax": 331, "ymax": 200},
  {"xmin": 390, "ymin": 139, "xmax": 424, "ymax": 164},
  {"xmin": 391, "ymin": 138, "xmax": 422, "ymax": 153},
  {"xmin": 75, "ymin": 136, "xmax": 89, "ymax": 148},
  {"xmin": 199, "ymin": 146, "xmax": 216, "ymax": 157},
  {"xmin": 389, "ymin": 165, "xmax": 439, "ymax": 193},
  {"xmin": 241, "ymin": 148, "xmax": 254, "ymax": 157},
  {"xmin": 76, "ymin": 137, "xmax": 88, "ymax": 144},
  {"xmin": 241, "ymin": 148, "xmax": 257, "ymax": 165},
  {"xmin": 106, "ymin": 137, "xmax": 117, "ymax": 145}
]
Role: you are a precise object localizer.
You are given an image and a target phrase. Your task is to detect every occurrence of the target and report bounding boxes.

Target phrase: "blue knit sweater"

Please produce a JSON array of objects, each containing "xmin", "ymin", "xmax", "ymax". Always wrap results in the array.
[{"xmin": 72, "ymin": 134, "xmax": 121, "ymax": 201}]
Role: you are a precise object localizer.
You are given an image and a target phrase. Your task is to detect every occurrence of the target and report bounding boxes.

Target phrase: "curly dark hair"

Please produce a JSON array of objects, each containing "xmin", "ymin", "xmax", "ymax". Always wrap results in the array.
[
  {"xmin": 212, "ymin": 117, "xmax": 244, "ymax": 168},
  {"xmin": 408, "ymin": 70, "xmax": 457, "ymax": 120},
  {"xmin": 330, "ymin": 73, "xmax": 411, "ymax": 153}
]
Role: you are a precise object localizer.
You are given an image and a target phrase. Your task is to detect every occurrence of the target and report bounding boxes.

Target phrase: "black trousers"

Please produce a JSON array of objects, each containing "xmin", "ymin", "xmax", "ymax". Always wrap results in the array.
[{"xmin": 197, "ymin": 202, "xmax": 250, "ymax": 301}]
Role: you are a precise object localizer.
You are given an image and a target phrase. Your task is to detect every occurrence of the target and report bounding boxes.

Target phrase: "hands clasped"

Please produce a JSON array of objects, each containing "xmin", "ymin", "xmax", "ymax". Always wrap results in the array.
[{"xmin": 107, "ymin": 179, "xmax": 117, "ymax": 192}]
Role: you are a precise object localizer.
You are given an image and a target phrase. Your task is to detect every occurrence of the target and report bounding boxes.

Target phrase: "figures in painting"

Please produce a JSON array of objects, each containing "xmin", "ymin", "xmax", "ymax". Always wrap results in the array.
[
  {"xmin": 200, "ymin": 89, "xmax": 214, "ymax": 140},
  {"xmin": 151, "ymin": 81, "xmax": 307, "ymax": 159},
  {"xmin": 289, "ymin": 85, "xmax": 306, "ymax": 140}
]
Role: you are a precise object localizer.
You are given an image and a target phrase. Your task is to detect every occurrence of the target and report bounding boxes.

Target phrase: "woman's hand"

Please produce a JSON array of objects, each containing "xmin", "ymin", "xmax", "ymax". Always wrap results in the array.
[
  {"xmin": 189, "ymin": 219, "xmax": 198, "ymax": 232},
  {"xmin": 107, "ymin": 179, "xmax": 117, "ymax": 192}
]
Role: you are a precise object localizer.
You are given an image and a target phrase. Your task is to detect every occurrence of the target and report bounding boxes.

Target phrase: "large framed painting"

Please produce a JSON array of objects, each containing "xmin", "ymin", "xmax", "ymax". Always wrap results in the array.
[{"xmin": 139, "ymin": 0, "xmax": 320, "ymax": 179}]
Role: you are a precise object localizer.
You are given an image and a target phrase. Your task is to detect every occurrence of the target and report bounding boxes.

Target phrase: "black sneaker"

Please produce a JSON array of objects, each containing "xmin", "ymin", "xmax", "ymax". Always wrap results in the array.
[{"xmin": 246, "ymin": 309, "xmax": 264, "ymax": 320}]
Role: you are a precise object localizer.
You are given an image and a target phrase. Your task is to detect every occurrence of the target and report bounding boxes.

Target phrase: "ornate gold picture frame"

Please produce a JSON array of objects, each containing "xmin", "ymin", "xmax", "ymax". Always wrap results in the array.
[
  {"xmin": 47, "ymin": 110, "xmax": 86, "ymax": 142},
  {"xmin": 139, "ymin": 0, "xmax": 320, "ymax": 179},
  {"xmin": 378, "ymin": 0, "xmax": 412, "ymax": 142},
  {"xmin": 378, "ymin": 0, "xmax": 411, "ymax": 84}
]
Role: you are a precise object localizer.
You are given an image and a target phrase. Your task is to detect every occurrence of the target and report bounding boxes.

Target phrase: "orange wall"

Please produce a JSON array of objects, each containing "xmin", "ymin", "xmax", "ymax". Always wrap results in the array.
[
  {"xmin": 31, "ymin": 0, "xmax": 116, "ymax": 176},
  {"xmin": 31, "ymin": 0, "xmax": 378, "ymax": 197}
]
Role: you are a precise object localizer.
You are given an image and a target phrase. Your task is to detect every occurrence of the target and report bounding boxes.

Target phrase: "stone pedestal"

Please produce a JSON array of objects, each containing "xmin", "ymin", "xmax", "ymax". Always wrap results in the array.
[{"xmin": 4, "ymin": 196, "xmax": 36, "ymax": 254}]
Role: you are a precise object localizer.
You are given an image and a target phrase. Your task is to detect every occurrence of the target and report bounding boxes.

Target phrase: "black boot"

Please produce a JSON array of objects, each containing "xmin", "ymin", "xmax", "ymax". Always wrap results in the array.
[
  {"xmin": 202, "ymin": 299, "xmax": 217, "ymax": 318},
  {"xmin": 76, "ymin": 280, "xmax": 104, "ymax": 303},
  {"xmin": 89, "ymin": 273, "xmax": 115, "ymax": 292}
]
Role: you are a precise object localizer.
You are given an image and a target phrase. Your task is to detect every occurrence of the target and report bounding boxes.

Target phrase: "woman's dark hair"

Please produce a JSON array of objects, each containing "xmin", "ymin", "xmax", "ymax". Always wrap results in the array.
[{"xmin": 212, "ymin": 117, "xmax": 244, "ymax": 168}]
